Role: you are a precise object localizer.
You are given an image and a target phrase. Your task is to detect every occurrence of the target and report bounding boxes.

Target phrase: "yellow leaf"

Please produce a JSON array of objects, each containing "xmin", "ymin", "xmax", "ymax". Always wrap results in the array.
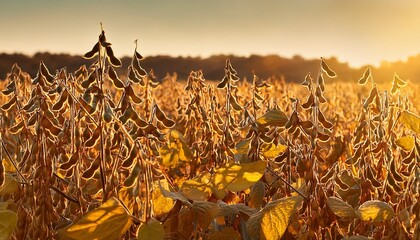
[
  {"xmin": 395, "ymin": 136, "xmax": 415, "ymax": 151},
  {"xmin": 399, "ymin": 110, "xmax": 420, "ymax": 134},
  {"xmin": 357, "ymin": 200, "xmax": 394, "ymax": 222},
  {"xmin": 158, "ymin": 184, "xmax": 191, "ymax": 205},
  {"xmin": 260, "ymin": 142, "xmax": 287, "ymax": 158},
  {"xmin": 0, "ymin": 174, "xmax": 18, "ymax": 196},
  {"xmin": 2, "ymin": 158, "xmax": 15, "ymax": 173},
  {"xmin": 158, "ymin": 131, "xmax": 192, "ymax": 168},
  {"xmin": 191, "ymin": 201, "xmax": 220, "ymax": 230},
  {"xmin": 152, "ymin": 180, "xmax": 175, "ymax": 216},
  {"xmin": 0, "ymin": 210, "xmax": 18, "ymax": 240},
  {"xmin": 57, "ymin": 197, "xmax": 132, "ymax": 240},
  {"xmin": 256, "ymin": 109, "xmax": 288, "ymax": 127},
  {"xmin": 248, "ymin": 181, "xmax": 265, "ymax": 209},
  {"xmin": 137, "ymin": 219, "xmax": 164, "ymax": 240},
  {"xmin": 118, "ymin": 186, "xmax": 136, "ymax": 213},
  {"xmin": 209, "ymin": 227, "xmax": 241, "ymax": 240},
  {"xmin": 247, "ymin": 196, "xmax": 303, "ymax": 240},
  {"xmin": 181, "ymin": 172, "xmax": 212, "ymax": 201},
  {"xmin": 326, "ymin": 197, "xmax": 359, "ymax": 219},
  {"xmin": 212, "ymin": 161, "xmax": 267, "ymax": 197},
  {"xmin": 235, "ymin": 139, "xmax": 251, "ymax": 155}
]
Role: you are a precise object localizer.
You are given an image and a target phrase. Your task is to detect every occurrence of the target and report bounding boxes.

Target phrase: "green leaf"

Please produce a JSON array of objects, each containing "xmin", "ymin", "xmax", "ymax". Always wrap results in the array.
[
  {"xmin": 399, "ymin": 110, "xmax": 420, "ymax": 134},
  {"xmin": 0, "ymin": 210, "xmax": 18, "ymax": 240},
  {"xmin": 137, "ymin": 219, "xmax": 164, "ymax": 240},
  {"xmin": 326, "ymin": 197, "xmax": 359, "ymax": 219},
  {"xmin": 357, "ymin": 200, "xmax": 394, "ymax": 222},
  {"xmin": 57, "ymin": 197, "xmax": 132, "ymax": 240},
  {"xmin": 395, "ymin": 136, "xmax": 415, "ymax": 151},
  {"xmin": 246, "ymin": 196, "xmax": 303, "ymax": 240},
  {"xmin": 256, "ymin": 109, "xmax": 288, "ymax": 127},
  {"xmin": 212, "ymin": 161, "xmax": 267, "ymax": 198}
]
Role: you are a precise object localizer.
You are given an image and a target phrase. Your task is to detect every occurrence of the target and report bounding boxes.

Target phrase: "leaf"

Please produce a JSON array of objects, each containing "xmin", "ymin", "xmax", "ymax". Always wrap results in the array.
[
  {"xmin": 136, "ymin": 219, "xmax": 164, "ymax": 240},
  {"xmin": 0, "ymin": 210, "xmax": 18, "ymax": 240},
  {"xmin": 357, "ymin": 200, "xmax": 394, "ymax": 222},
  {"xmin": 57, "ymin": 197, "xmax": 132, "ymax": 240},
  {"xmin": 209, "ymin": 227, "xmax": 241, "ymax": 240},
  {"xmin": 152, "ymin": 180, "xmax": 175, "ymax": 216},
  {"xmin": 181, "ymin": 172, "xmax": 212, "ymax": 201},
  {"xmin": 326, "ymin": 197, "xmax": 359, "ymax": 219},
  {"xmin": 246, "ymin": 196, "xmax": 303, "ymax": 240},
  {"xmin": 248, "ymin": 181, "xmax": 265, "ymax": 209},
  {"xmin": 191, "ymin": 201, "xmax": 220, "ymax": 230},
  {"xmin": 256, "ymin": 109, "xmax": 288, "ymax": 127},
  {"xmin": 158, "ymin": 131, "xmax": 192, "ymax": 168},
  {"xmin": 395, "ymin": 136, "xmax": 415, "ymax": 151},
  {"xmin": 260, "ymin": 142, "xmax": 287, "ymax": 158},
  {"xmin": 399, "ymin": 110, "xmax": 420, "ymax": 134},
  {"xmin": 0, "ymin": 174, "xmax": 18, "ymax": 196},
  {"xmin": 212, "ymin": 161, "xmax": 267, "ymax": 198}
]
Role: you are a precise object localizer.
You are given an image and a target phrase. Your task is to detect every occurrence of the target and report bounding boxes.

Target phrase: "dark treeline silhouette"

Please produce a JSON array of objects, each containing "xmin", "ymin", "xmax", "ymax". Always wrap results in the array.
[{"xmin": 1, "ymin": 52, "xmax": 419, "ymax": 83}]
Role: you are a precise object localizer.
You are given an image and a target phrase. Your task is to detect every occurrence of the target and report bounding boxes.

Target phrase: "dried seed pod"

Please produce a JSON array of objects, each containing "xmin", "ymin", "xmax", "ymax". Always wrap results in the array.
[
  {"xmin": 217, "ymin": 76, "xmax": 228, "ymax": 89},
  {"xmin": 60, "ymin": 151, "xmax": 79, "ymax": 171},
  {"xmin": 122, "ymin": 145, "xmax": 138, "ymax": 168},
  {"xmin": 317, "ymin": 131, "xmax": 330, "ymax": 142},
  {"xmin": 317, "ymin": 109, "xmax": 333, "ymax": 129},
  {"xmin": 2, "ymin": 81, "xmax": 16, "ymax": 95},
  {"xmin": 108, "ymin": 66, "xmax": 125, "ymax": 89},
  {"xmin": 41, "ymin": 116, "xmax": 61, "ymax": 136},
  {"xmin": 358, "ymin": 67, "xmax": 371, "ymax": 85},
  {"xmin": 85, "ymin": 126, "xmax": 101, "ymax": 148},
  {"xmin": 155, "ymin": 104, "xmax": 175, "ymax": 128},
  {"xmin": 321, "ymin": 58, "xmax": 337, "ymax": 78},
  {"xmin": 128, "ymin": 66, "xmax": 141, "ymax": 84},
  {"xmin": 302, "ymin": 92, "xmax": 314, "ymax": 109},
  {"xmin": 285, "ymin": 111, "xmax": 299, "ymax": 129},
  {"xmin": 229, "ymin": 95, "xmax": 242, "ymax": 111},
  {"xmin": 78, "ymin": 97, "xmax": 95, "ymax": 114},
  {"xmin": 123, "ymin": 162, "xmax": 141, "ymax": 187},
  {"xmin": 103, "ymin": 101, "xmax": 113, "ymax": 123},
  {"xmin": 119, "ymin": 105, "xmax": 134, "ymax": 125},
  {"xmin": 27, "ymin": 113, "xmax": 37, "ymax": 127},
  {"xmin": 393, "ymin": 73, "xmax": 407, "ymax": 87},
  {"xmin": 40, "ymin": 61, "xmax": 55, "ymax": 84},
  {"xmin": 315, "ymin": 85, "xmax": 327, "ymax": 103},
  {"xmin": 9, "ymin": 120, "xmax": 25, "ymax": 134},
  {"xmin": 365, "ymin": 165, "xmax": 381, "ymax": 188},
  {"xmin": 389, "ymin": 159, "xmax": 404, "ymax": 182},
  {"xmin": 131, "ymin": 53, "xmax": 147, "ymax": 77},
  {"xmin": 126, "ymin": 85, "xmax": 142, "ymax": 104},
  {"xmin": 84, "ymin": 42, "xmax": 100, "ymax": 59},
  {"xmin": 105, "ymin": 46, "xmax": 122, "ymax": 67},
  {"xmin": 363, "ymin": 85, "xmax": 378, "ymax": 107},
  {"xmin": 131, "ymin": 112, "xmax": 148, "ymax": 128},
  {"xmin": 387, "ymin": 173, "xmax": 402, "ymax": 192},
  {"xmin": 301, "ymin": 73, "xmax": 312, "ymax": 88},
  {"xmin": 52, "ymin": 89, "xmax": 68, "ymax": 111},
  {"xmin": 81, "ymin": 156, "xmax": 100, "ymax": 179},
  {"xmin": 1, "ymin": 95, "xmax": 17, "ymax": 111},
  {"xmin": 81, "ymin": 72, "xmax": 97, "ymax": 89}
]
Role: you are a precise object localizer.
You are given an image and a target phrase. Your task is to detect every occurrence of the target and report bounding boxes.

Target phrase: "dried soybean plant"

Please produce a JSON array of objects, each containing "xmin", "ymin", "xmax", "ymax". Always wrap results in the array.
[{"xmin": 0, "ymin": 26, "xmax": 419, "ymax": 240}]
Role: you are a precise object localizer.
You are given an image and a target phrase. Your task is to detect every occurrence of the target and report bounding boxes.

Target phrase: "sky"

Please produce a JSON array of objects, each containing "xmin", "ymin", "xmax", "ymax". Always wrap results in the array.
[{"xmin": 1, "ymin": 0, "xmax": 420, "ymax": 67}]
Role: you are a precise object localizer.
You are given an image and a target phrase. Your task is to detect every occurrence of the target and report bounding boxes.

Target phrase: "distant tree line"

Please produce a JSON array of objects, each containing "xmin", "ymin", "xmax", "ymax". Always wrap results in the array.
[{"xmin": 1, "ymin": 52, "xmax": 419, "ymax": 83}]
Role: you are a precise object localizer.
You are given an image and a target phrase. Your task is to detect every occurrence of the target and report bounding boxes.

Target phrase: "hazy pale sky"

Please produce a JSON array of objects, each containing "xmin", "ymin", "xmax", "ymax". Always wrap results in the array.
[{"xmin": 1, "ymin": 0, "xmax": 420, "ymax": 67}]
